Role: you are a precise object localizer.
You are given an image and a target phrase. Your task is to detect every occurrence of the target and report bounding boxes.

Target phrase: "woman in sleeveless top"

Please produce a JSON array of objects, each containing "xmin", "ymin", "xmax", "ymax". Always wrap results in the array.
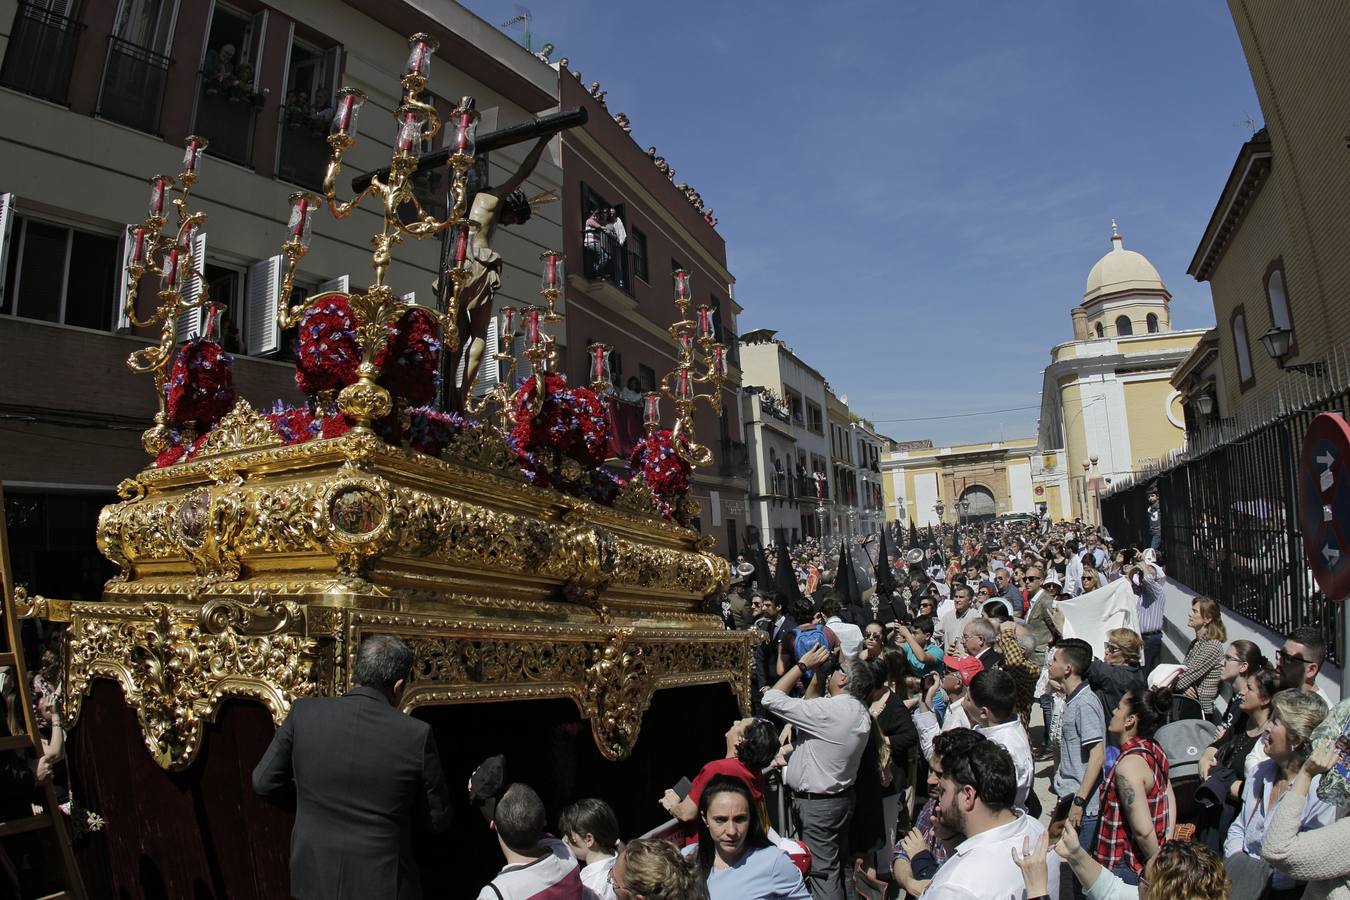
[{"xmin": 1093, "ymin": 688, "xmax": 1176, "ymax": 885}]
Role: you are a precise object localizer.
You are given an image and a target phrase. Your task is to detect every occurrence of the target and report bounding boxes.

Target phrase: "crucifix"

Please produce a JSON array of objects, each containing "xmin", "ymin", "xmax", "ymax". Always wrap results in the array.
[{"xmin": 353, "ymin": 104, "xmax": 588, "ymax": 412}]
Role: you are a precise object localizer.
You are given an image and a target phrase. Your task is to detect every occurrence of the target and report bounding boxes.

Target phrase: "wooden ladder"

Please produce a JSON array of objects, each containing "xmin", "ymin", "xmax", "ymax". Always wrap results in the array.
[{"xmin": 0, "ymin": 485, "xmax": 86, "ymax": 900}]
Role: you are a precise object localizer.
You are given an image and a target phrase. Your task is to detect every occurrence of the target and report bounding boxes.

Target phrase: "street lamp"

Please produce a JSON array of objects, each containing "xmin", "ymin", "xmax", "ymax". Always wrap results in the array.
[{"xmin": 1260, "ymin": 324, "xmax": 1327, "ymax": 376}]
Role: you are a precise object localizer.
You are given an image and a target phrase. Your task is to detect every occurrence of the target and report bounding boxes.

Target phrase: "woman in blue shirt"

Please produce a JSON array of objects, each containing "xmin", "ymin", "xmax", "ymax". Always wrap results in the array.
[{"xmin": 692, "ymin": 776, "xmax": 809, "ymax": 900}]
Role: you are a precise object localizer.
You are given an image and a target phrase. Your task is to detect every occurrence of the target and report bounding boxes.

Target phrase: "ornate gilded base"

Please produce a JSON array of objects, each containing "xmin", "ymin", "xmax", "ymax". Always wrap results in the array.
[{"xmin": 58, "ymin": 400, "xmax": 753, "ymax": 769}]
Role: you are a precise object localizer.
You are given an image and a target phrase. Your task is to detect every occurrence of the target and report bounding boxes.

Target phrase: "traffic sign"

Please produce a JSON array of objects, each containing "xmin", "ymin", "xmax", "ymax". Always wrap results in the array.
[{"xmin": 1299, "ymin": 413, "xmax": 1350, "ymax": 599}]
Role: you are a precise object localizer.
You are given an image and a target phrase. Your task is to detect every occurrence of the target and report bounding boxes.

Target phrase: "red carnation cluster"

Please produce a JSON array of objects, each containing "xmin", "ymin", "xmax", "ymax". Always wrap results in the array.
[
  {"xmin": 510, "ymin": 374, "xmax": 610, "ymax": 469},
  {"xmin": 510, "ymin": 374, "xmax": 614, "ymax": 499},
  {"xmin": 153, "ymin": 432, "xmax": 208, "ymax": 468},
  {"xmin": 295, "ymin": 297, "xmax": 360, "ymax": 395},
  {"xmin": 375, "ymin": 308, "xmax": 441, "ymax": 407},
  {"xmin": 262, "ymin": 401, "xmax": 351, "ymax": 447},
  {"xmin": 628, "ymin": 429, "xmax": 692, "ymax": 521},
  {"xmin": 165, "ymin": 338, "xmax": 236, "ymax": 429}
]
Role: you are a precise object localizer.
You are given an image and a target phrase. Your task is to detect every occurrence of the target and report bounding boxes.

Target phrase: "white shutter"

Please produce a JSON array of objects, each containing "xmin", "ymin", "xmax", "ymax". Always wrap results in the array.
[
  {"xmin": 245, "ymin": 254, "xmax": 283, "ymax": 355},
  {"xmin": 114, "ymin": 225, "xmax": 136, "ymax": 331},
  {"xmin": 317, "ymin": 274, "xmax": 349, "ymax": 294},
  {"xmin": 400, "ymin": 290, "xmax": 416, "ymax": 304},
  {"xmin": 0, "ymin": 193, "xmax": 14, "ymax": 311},
  {"xmin": 473, "ymin": 315, "xmax": 499, "ymax": 397},
  {"xmin": 176, "ymin": 230, "xmax": 207, "ymax": 342}
]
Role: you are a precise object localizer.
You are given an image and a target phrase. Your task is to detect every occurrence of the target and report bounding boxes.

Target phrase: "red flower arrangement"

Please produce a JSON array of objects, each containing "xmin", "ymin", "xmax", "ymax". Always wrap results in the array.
[
  {"xmin": 628, "ymin": 429, "xmax": 692, "ymax": 521},
  {"xmin": 295, "ymin": 296, "xmax": 360, "ymax": 395},
  {"xmin": 375, "ymin": 308, "xmax": 441, "ymax": 407},
  {"xmin": 164, "ymin": 337, "xmax": 236, "ymax": 429},
  {"xmin": 510, "ymin": 374, "xmax": 610, "ymax": 468},
  {"xmin": 510, "ymin": 374, "xmax": 613, "ymax": 499},
  {"xmin": 153, "ymin": 432, "xmax": 209, "ymax": 468},
  {"xmin": 262, "ymin": 400, "xmax": 351, "ymax": 447}
]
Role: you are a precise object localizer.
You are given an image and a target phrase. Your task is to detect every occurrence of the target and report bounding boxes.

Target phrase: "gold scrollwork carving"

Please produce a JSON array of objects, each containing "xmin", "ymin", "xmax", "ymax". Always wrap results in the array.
[{"xmin": 64, "ymin": 599, "xmax": 329, "ymax": 770}]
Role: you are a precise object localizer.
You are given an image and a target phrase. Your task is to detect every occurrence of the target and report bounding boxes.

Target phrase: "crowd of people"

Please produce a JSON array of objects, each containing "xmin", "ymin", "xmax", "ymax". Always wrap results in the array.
[{"xmin": 237, "ymin": 505, "xmax": 1349, "ymax": 900}]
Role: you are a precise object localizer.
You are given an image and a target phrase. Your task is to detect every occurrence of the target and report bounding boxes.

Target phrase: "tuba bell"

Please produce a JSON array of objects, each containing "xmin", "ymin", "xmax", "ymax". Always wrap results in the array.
[{"xmin": 905, "ymin": 548, "xmax": 925, "ymax": 566}]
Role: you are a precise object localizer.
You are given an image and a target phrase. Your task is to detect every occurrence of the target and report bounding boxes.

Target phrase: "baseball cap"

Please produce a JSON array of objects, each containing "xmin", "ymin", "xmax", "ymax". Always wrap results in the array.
[{"xmin": 942, "ymin": 655, "xmax": 984, "ymax": 686}]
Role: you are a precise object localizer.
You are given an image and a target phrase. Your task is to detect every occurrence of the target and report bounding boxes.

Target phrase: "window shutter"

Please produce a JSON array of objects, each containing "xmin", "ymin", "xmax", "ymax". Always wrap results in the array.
[
  {"xmin": 176, "ymin": 230, "xmax": 208, "ymax": 342},
  {"xmin": 317, "ymin": 274, "xmax": 349, "ymax": 294},
  {"xmin": 473, "ymin": 315, "xmax": 499, "ymax": 397},
  {"xmin": 401, "ymin": 290, "xmax": 416, "ymax": 303},
  {"xmin": 114, "ymin": 225, "xmax": 136, "ymax": 331},
  {"xmin": 245, "ymin": 255, "xmax": 284, "ymax": 355},
  {"xmin": 0, "ymin": 193, "xmax": 15, "ymax": 311}
]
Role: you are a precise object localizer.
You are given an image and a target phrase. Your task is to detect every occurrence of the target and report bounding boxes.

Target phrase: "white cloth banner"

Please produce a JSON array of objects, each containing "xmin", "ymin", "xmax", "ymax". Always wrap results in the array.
[{"xmin": 1054, "ymin": 576, "xmax": 1138, "ymax": 659}]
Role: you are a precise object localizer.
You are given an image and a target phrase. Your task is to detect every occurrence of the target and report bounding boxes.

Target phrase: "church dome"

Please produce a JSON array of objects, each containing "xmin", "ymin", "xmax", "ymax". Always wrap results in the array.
[{"xmin": 1084, "ymin": 224, "xmax": 1167, "ymax": 303}]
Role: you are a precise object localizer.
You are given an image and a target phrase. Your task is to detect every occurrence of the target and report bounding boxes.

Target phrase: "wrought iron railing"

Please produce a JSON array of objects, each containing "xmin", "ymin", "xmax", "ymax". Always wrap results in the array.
[
  {"xmin": 0, "ymin": 1, "xmax": 83, "ymax": 104},
  {"xmin": 276, "ymin": 107, "xmax": 333, "ymax": 190},
  {"xmin": 1102, "ymin": 369, "xmax": 1350, "ymax": 666},
  {"xmin": 96, "ymin": 36, "xmax": 170, "ymax": 134},
  {"xmin": 192, "ymin": 70, "xmax": 262, "ymax": 166},
  {"xmin": 718, "ymin": 439, "xmax": 751, "ymax": 479},
  {"xmin": 581, "ymin": 230, "xmax": 635, "ymax": 296}
]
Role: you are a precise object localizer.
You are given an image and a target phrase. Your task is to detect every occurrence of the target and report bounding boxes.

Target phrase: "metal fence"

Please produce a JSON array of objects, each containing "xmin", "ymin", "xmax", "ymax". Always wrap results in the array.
[
  {"xmin": 97, "ymin": 36, "xmax": 171, "ymax": 134},
  {"xmin": 0, "ymin": 1, "xmax": 83, "ymax": 104},
  {"xmin": 1103, "ymin": 352, "xmax": 1350, "ymax": 667}
]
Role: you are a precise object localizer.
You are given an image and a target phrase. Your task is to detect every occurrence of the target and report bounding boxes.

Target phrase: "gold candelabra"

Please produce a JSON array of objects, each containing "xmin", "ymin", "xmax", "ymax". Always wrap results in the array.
[
  {"xmin": 119, "ymin": 135, "xmax": 214, "ymax": 455},
  {"xmin": 650, "ymin": 268, "xmax": 729, "ymax": 466},
  {"xmin": 271, "ymin": 33, "xmax": 480, "ymax": 433},
  {"xmin": 464, "ymin": 250, "xmax": 566, "ymax": 428}
]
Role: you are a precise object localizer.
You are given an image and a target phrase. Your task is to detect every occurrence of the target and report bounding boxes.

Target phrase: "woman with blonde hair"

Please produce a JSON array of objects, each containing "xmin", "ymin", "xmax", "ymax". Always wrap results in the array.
[
  {"xmin": 610, "ymin": 838, "xmax": 705, "ymax": 900},
  {"xmin": 1015, "ymin": 824, "xmax": 1232, "ymax": 899},
  {"xmin": 1224, "ymin": 690, "xmax": 1334, "ymax": 899},
  {"xmin": 1173, "ymin": 597, "xmax": 1227, "ymax": 720}
]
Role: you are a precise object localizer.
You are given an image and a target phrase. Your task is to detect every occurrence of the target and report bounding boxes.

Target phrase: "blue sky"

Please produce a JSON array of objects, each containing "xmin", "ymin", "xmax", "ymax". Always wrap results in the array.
[{"xmin": 464, "ymin": 1, "xmax": 1260, "ymax": 445}]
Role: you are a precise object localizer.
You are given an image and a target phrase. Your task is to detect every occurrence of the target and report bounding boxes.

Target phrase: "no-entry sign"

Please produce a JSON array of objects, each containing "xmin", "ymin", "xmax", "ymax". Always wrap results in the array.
[{"xmin": 1299, "ymin": 412, "xmax": 1350, "ymax": 599}]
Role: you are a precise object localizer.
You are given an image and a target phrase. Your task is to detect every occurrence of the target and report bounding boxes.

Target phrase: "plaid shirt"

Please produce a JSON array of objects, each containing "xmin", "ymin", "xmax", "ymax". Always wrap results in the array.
[
  {"xmin": 891, "ymin": 797, "xmax": 950, "ymax": 867},
  {"xmin": 1093, "ymin": 737, "xmax": 1170, "ymax": 873},
  {"xmin": 995, "ymin": 628, "xmax": 1040, "ymax": 728}
]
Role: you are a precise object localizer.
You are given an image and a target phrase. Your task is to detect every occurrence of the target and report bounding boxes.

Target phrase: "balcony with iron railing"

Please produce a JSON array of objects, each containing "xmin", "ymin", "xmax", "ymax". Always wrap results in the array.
[
  {"xmin": 192, "ymin": 70, "xmax": 265, "ymax": 166},
  {"xmin": 581, "ymin": 230, "xmax": 636, "ymax": 297},
  {"xmin": 96, "ymin": 36, "xmax": 170, "ymax": 134},
  {"xmin": 276, "ymin": 103, "xmax": 333, "ymax": 190},
  {"xmin": 0, "ymin": 1, "xmax": 83, "ymax": 104}
]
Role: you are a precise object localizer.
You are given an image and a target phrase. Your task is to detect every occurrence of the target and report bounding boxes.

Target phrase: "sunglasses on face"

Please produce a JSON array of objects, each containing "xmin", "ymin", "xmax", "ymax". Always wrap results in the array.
[
  {"xmin": 1277, "ymin": 649, "xmax": 1312, "ymax": 666},
  {"xmin": 1104, "ymin": 642, "xmax": 1120, "ymax": 653},
  {"xmin": 865, "ymin": 631, "xmax": 883, "ymax": 640}
]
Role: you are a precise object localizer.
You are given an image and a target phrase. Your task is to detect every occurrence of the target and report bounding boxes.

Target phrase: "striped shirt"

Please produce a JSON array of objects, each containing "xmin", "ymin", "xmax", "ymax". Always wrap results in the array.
[
  {"xmin": 1135, "ymin": 570, "xmax": 1166, "ymax": 634},
  {"xmin": 1093, "ymin": 738, "xmax": 1170, "ymax": 874}
]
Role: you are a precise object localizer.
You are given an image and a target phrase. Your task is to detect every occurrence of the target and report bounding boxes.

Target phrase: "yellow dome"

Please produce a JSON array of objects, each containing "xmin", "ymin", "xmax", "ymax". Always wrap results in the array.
[{"xmin": 1084, "ymin": 226, "xmax": 1167, "ymax": 303}]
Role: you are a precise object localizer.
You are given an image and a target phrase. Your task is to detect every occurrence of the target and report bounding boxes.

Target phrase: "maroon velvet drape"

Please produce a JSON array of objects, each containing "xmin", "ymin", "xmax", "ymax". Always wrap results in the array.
[{"xmin": 68, "ymin": 681, "xmax": 293, "ymax": 900}]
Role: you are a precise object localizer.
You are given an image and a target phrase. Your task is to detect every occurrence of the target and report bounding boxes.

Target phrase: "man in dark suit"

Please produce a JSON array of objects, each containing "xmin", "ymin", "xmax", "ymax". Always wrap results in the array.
[
  {"xmin": 253, "ymin": 635, "xmax": 451, "ymax": 900},
  {"xmin": 756, "ymin": 590, "xmax": 797, "ymax": 689}
]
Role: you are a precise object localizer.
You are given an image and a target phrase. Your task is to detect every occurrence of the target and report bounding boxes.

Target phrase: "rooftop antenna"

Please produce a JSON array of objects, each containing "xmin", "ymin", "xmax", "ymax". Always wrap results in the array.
[
  {"xmin": 500, "ymin": 6, "xmax": 533, "ymax": 52},
  {"xmin": 1235, "ymin": 113, "xmax": 1257, "ymax": 135}
]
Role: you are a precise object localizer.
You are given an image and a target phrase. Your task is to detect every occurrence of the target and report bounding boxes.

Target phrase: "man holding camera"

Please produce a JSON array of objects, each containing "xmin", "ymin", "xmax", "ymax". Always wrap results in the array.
[{"xmin": 762, "ymin": 643, "xmax": 873, "ymax": 900}]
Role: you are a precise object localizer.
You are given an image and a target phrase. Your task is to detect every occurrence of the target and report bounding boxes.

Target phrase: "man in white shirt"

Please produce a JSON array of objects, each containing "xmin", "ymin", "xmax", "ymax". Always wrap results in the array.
[
  {"xmin": 935, "ymin": 584, "xmax": 980, "ymax": 653},
  {"xmin": 963, "ymin": 669, "xmax": 1033, "ymax": 812},
  {"xmin": 762, "ymin": 644, "xmax": 872, "ymax": 900},
  {"xmin": 477, "ymin": 784, "xmax": 587, "ymax": 899},
  {"xmin": 921, "ymin": 733, "xmax": 1060, "ymax": 899},
  {"xmin": 820, "ymin": 596, "xmax": 864, "ymax": 659}
]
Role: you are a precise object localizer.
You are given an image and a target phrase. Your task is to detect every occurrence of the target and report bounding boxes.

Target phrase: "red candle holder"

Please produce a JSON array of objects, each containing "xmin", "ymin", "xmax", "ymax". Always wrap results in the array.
[
  {"xmin": 525, "ymin": 307, "xmax": 542, "ymax": 347},
  {"xmin": 588, "ymin": 342, "xmax": 612, "ymax": 388},
  {"xmin": 675, "ymin": 368, "xmax": 693, "ymax": 401},
  {"xmin": 182, "ymin": 136, "xmax": 206, "ymax": 176},
  {"xmin": 673, "ymin": 268, "xmax": 691, "ymax": 303},
  {"xmin": 499, "ymin": 306, "xmax": 516, "ymax": 350},
  {"xmin": 540, "ymin": 251, "xmax": 564, "ymax": 291},
  {"xmin": 452, "ymin": 222, "xmax": 471, "ymax": 266},
  {"xmin": 177, "ymin": 223, "xmax": 197, "ymax": 251},
  {"xmin": 643, "ymin": 392, "xmax": 661, "ymax": 429},
  {"xmin": 287, "ymin": 192, "xmax": 321, "ymax": 248},
  {"xmin": 711, "ymin": 344, "xmax": 728, "ymax": 378},
  {"xmin": 696, "ymin": 305, "xmax": 712, "ymax": 340},
  {"xmin": 161, "ymin": 248, "xmax": 180, "ymax": 290},
  {"xmin": 678, "ymin": 331, "xmax": 694, "ymax": 355},
  {"xmin": 130, "ymin": 226, "xmax": 146, "ymax": 265},
  {"xmin": 406, "ymin": 33, "xmax": 438, "ymax": 79},
  {"xmin": 452, "ymin": 104, "xmax": 478, "ymax": 156},
  {"xmin": 331, "ymin": 88, "xmax": 366, "ymax": 137},
  {"xmin": 148, "ymin": 175, "xmax": 170, "ymax": 218},
  {"xmin": 396, "ymin": 108, "xmax": 426, "ymax": 153}
]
